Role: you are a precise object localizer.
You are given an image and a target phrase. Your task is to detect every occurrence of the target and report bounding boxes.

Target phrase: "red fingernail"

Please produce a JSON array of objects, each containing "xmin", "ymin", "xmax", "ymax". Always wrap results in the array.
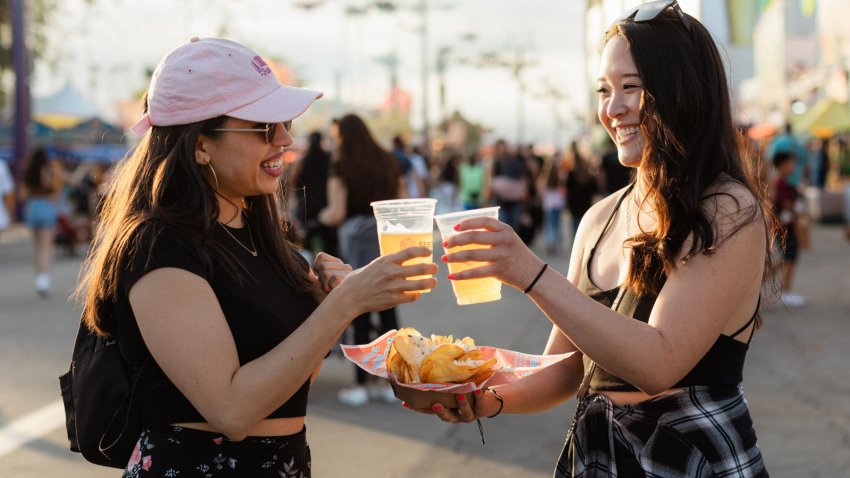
[
  {"xmin": 441, "ymin": 255, "xmax": 447, "ymax": 262},
  {"xmin": 453, "ymin": 223, "xmax": 461, "ymax": 231},
  {"xmin": 447, "ymin": 273, "xmax": 455, "ymax": 280},
  {"xmin": 442, "ymin": 240, "xmax": 448, "ymax": 247},
  {"xmin": 402, "ymin": 402, "xmax": 411, "ymax": 409},
  {"xmin": 457, "ymin": 394, "xmax": 465, "ymax": 401},
  {"xmin": 433, "ymin": 404, "xmax": 443, "ymax": 412},
  {"xmin": 474, "ymin": 389, "xmax": 482, "ymax": 396}
]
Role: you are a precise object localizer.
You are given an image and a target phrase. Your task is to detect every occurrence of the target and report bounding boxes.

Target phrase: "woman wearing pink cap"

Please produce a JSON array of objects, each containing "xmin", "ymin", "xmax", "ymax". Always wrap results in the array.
[{"xmin": 74, "ymin": 37, "xmax": 436, "ymax": 477}]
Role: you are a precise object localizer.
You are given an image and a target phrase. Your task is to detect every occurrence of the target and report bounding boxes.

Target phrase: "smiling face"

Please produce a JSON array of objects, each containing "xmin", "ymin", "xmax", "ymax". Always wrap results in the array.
[
  {"xmin": 196, "ymin": 118, "xmax": 293, "ymax": 222},
  {"xmin": 597, "ymin": 35, "xmax": 646, "ymax": 169}
]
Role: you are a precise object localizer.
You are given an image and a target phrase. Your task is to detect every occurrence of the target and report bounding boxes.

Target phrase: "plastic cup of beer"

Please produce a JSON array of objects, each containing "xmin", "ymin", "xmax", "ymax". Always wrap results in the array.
[
  {"xmin": 433, "ymin": 207, "xmax": 502, "ymax": 305},
  {"xmin": 371, "ymin": 198, "xmax": 437, "ymax": 293}
]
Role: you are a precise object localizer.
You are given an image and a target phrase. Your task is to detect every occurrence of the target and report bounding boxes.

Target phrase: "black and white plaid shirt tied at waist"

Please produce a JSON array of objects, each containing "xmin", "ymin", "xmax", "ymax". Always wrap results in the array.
[{"xmin": 556, "ymin": 385, "xmax": 769, "ymax": 477}]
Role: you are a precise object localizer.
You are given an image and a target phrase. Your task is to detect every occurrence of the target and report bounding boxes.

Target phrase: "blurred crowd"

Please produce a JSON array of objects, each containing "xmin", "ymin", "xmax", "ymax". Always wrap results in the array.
[
  {"xmin": 743, "ymin": 122, "xmax": 850, "ymax": 307},
  {"xmin": 2, "ymin": 115, "xmax": 850, "ymax": 310},
  {"xmin": 285, "ymin": 123, "xmax": 635, "ymax": 265},
  {"xmin": 0, "ymin": 149, "xmax": 112, "ymax": 296}
]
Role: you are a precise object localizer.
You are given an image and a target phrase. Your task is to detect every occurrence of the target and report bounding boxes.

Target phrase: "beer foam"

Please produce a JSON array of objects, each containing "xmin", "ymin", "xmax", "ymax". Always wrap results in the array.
[{"xmin": 378, "ymin": 222, "xmax": 430, "ymax": 234}]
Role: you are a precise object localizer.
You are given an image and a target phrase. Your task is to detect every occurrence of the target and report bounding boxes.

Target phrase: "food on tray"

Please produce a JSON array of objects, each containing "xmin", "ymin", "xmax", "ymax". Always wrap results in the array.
[{"xmin": 386, "ymin": 327, "xmax": 499, "ymax": 384}]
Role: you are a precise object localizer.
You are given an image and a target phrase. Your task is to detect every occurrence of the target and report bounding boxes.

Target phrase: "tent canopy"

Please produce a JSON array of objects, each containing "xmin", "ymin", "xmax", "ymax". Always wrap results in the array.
[
  {"xmin": 33, "ymin": 82, "xmax": 101, "ymax": 129},
  {"xmin": 792, "ymin": 99, "xmax": 850, "ymax": 138}
]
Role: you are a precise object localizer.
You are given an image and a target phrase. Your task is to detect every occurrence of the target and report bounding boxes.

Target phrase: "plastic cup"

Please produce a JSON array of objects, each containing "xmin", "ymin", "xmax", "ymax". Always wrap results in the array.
[
  {"xmin": 371, "ymin": 198, "xmax": 437, "ymax": 293},
  {"xmin": 433, "ymin": 207, "xmax": 502, "ymax": 305}
]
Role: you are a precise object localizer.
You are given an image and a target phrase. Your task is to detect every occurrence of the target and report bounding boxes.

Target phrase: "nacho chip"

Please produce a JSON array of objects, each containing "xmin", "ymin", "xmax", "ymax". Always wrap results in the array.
[{"xmin": 384, "ymin": 328, "xmax": 501, "ymax": 385}]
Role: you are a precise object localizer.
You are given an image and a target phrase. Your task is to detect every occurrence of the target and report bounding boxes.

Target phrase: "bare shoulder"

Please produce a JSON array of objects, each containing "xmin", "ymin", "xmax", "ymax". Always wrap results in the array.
[
  {"xmin": 574, "ymin": 190, "xmax": 624, "ymax": 242},
  {"xmin": 585, "ymin": 187, "xmax": 629, "ymax": 224},
  {"xmin": 701, "ymin": 177, "xmax": 765, "ymax": 242},
  {"xmin": 565, "ymin": 187, "xmax": 629, "ymax": 281}
]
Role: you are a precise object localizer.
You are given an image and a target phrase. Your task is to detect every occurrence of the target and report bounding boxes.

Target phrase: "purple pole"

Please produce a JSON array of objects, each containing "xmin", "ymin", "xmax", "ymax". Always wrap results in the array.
[{"xmin": 11, "ymin": 0, "xmax": 31, "ymax": 181}]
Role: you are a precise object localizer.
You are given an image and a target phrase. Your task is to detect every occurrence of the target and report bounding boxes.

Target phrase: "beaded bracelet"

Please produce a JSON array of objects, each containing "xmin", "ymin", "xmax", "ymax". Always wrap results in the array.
[
  {"xmin": 486, "ymin": 388, "xmax": 504, "ymax": 418},
  {"xmin": 523, "ymin": 263, "xmax": 548, "ymax": 294}
]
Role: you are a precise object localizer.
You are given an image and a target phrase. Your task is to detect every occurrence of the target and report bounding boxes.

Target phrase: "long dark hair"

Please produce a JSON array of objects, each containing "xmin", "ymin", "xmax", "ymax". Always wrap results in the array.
[
  {"xmin": 76, "ymin": 97, "xmax": 317, "ymax": 336},
  {"xmin": 332, "ymin": 114, "xmax": 400, "ymax": 206},
  {"xmin": 23, "ymin": 148, "xmax": 55, "ymax": 194},
  {"xmin": 608, "ymin": 10, "xmax": 777, "ymax": 304}
]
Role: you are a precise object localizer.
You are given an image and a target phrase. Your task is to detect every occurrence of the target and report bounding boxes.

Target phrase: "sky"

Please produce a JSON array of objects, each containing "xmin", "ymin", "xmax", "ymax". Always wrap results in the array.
[{"xmin": 34, "ymin": 0, "xmax": 588, "ymax": 149}]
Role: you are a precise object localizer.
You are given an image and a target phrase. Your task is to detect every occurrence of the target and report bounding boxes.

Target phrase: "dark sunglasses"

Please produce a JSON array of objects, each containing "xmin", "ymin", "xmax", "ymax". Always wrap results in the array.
[
  {"xmin": 615, "ymin": 0, "xmax": 692, "ymax": 33},
  {"xmin": 213, "ymin": 121, "xmax": 293, "ymax": 144}
]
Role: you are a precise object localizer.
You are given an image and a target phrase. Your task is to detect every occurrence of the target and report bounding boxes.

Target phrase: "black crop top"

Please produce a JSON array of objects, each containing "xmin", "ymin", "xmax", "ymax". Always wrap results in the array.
[
  {"xmin": 113, "ymin": 222, "xmax": 319, "ymax": 426},
  {"xmin": 579, "ymin": 186, "xmax": 757, "ymax": 392}
]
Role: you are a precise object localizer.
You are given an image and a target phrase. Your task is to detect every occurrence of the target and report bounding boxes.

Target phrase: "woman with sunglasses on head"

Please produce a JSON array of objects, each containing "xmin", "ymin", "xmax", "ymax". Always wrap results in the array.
[
  {"xmin": 407, "ymin": 2, "xmax": 774, "ymax": 476},
  {"xmin": 74, "ymin": 37, "xmax": 436, "ymax": 477}
]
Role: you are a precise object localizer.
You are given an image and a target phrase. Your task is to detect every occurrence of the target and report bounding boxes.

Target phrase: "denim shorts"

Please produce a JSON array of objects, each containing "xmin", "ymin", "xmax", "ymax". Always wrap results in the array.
[{"xmin": 24, "ymin": 198, "xmax": 59, "ymax": 229}]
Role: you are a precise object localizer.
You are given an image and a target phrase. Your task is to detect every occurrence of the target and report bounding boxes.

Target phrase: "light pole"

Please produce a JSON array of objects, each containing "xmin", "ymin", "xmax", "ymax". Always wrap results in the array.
[
  {"xmin": 534, "ymin": 77, "xmax": 570, "ymax": 149},
  {"xmin": 417, "ymin": 0, "xmax": 430, "ymax": 150},
  {"xmin": 12, "ymin": 0, "xmax": 30, "ymax": 179},
  {"xmin": 475, "ymin": 49, "xmax": 537, "ymax": 145}
]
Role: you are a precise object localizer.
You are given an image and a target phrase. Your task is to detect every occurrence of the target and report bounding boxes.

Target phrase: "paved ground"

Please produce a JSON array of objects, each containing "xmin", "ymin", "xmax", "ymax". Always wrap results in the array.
[{"xmin": 0, "ymin": 219, "xmax": 848, "ymax": 477}]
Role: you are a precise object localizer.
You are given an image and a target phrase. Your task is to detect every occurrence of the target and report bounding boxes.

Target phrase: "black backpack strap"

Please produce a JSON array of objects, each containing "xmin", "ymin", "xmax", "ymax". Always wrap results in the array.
[{"xmin": 98, "ymin": 352, "xmax": 152, "ymax": 457}]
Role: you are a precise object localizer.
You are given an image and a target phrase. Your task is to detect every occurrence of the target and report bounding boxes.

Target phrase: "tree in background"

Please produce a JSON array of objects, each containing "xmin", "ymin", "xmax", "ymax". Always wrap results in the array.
[{"xmin": 0, "ymin": 0, "xmax": 84, "ymax": 110}]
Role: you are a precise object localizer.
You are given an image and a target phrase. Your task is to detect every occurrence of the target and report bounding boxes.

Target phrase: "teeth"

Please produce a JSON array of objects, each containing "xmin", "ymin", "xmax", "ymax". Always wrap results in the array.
[
  {"xmin": 616, "ymin": 126, "xmax": 639, "ymax": 140},
  {"xmin": 261, "ymin": 159, "xmax": 282, "ymax": 169}
]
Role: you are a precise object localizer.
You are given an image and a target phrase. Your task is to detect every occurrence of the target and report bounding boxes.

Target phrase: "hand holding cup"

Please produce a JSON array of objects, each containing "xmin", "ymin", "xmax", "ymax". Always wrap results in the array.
[
  {"xmin": 439, "ymin": 212, "xmax": 545, "ymax": 294},
  {"xmin": 333, "ymin": 246, "xmax": 438, "ymax": 315}
]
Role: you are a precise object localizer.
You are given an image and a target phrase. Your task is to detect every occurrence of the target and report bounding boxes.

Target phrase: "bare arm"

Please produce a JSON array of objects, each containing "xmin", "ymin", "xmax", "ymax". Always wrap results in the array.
[
  {"xmin": 318, "ymin": 176, "xmax": 347, "ymax": 227},
  {"xmin": 426, "ymin": 217, "xmax": 594, "ymax": 423},
  {"xmin": 130, "ymin": 247, "xmax": 438, "ymax": 440},
  {"xmin": 442, "ymin": 188, "xmax": 765, "ymax": 395}
]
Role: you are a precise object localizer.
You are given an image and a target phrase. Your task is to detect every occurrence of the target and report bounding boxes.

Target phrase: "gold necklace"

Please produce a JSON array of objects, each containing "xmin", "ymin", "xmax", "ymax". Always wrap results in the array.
[{"xmin": 217, "ymin": 220, "xmax": 258, "ymax": 257}]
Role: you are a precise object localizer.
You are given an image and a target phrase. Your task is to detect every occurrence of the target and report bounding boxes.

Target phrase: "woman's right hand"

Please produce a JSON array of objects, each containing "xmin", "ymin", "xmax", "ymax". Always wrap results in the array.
[
  {"xmin": 404, "ymin": 388, "xmax": 503, "ymax": 424},
  {"xmin": 332, "ymin": 246, "xmax": 438, "ymax": 315},
  {"xmin": 442, "ymin": 216, "xmax": 545, "ymax": 292}
]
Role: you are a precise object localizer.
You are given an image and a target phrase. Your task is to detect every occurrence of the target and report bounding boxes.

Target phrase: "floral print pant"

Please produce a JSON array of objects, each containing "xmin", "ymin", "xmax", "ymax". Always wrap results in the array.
[{"xmin": 122, "ymin": 425, "xmax": 311, "ymax": 478}]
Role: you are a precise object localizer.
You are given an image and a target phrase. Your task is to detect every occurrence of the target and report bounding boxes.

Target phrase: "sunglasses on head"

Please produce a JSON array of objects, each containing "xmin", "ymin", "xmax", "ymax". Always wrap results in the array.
[
  {"xmin": 213, "ymin": 121, "xmax": 293, "ymax": 144},
  {"xmin": 615, "ymin": 0, "xmax": 692, "ymax": 33}
]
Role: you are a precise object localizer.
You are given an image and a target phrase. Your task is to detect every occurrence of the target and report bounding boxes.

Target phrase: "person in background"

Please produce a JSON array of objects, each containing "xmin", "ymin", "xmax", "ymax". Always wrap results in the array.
[
  {"xmin": 411, "ymin": 144, "xmax": 432, "ymax": 195},
  {"xmin": 488, "ymin": 139, "xmax": 530, "ymax": 232},
  {"xmin": 392, "ymin": 135, "xmax": 427, "ymax": 199},
  {"xmin": 288, "ymin": 130, "xmax": 338, "ymax": 258},
  {"xmin": 21, "ymin": 147, "xmax": 62, "ymax": 297},
  {"xmin": 409, "ymin": 4, "xmax": 774, "ymax": 476},
  {"xmin": 770, "ymin": 151, "xmax": 806, "ymax": 307},
  {"xmin": 767, "ymin": 122, "xmax": 809, "ymax": 188},
  {"xmin": 458, "ymin": 151, "xmax": 486, "ymax": 210},
  {"xmin": 538, "ymin": 152, "xmax": 566, "ymax": 255},
  {"xmin": 430, "ymin": 151, "xmax": 459, "ymax": 214},
  {"xmin": 518, "ymin": 143, "xmax": 544, "ymax": 246},
  {"xmin": 74, "ymin": 37, "xmax": 434, "ymax": 477},
  {"xmin": 598, "ymin": 134, "xmax": 632, "ymax": 196},
  {"xmin": 565, "ymin": 140, "xmax": 598, "ymax": 237},
  {"xmin": 807, "ymin": 137, "xmax": 829, "ymax": 189},
  {"xmin": 844, "ymin": 179, "xmax": 850, "ymax": 242},
  {"xmin": 0, "ymin": 158, "xmax": 14, "ymax": 234},
  {"xmin": 319, "ymin": 113, "xmax": 408, "ymax": 407}
]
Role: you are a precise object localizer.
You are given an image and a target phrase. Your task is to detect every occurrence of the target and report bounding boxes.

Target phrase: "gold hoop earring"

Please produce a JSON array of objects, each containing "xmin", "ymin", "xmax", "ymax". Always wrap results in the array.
[{"xmin": 206, "ymin": 163, "xmax": 219, "ymax": 191}]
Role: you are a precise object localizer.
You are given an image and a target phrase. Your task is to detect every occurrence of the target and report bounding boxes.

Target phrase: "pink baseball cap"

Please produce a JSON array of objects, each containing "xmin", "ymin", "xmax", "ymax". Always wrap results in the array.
[{"xmin": 131, "ymin": 37, "xmax": 323, "ymax": 136}]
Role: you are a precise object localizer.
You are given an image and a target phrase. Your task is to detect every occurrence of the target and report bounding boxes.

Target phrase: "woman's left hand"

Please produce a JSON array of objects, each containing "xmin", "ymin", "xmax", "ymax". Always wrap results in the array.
[
  {"xmin": 441, "ymin": 216, "xmax": 545, "ymax": 292},
  {"xmin": 313, "ymin": 252, "xmax": 353, "ymax": 293}
]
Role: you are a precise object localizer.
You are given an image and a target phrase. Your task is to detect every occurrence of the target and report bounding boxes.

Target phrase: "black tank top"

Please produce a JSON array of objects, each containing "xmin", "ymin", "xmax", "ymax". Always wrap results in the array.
[{"xmin": 579, "ymin": 185, "xmax": 757, "ymax": 391}]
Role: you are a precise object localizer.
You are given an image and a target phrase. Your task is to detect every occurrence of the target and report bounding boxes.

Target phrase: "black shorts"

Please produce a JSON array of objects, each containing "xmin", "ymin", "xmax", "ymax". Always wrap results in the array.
[
  {"xmin": 122, "ymin": 425, "xmax": 311, "ymax": 477},
  {"xmin": 781, "ymin": 227, "xmax": 799, "ymax": 262}
]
